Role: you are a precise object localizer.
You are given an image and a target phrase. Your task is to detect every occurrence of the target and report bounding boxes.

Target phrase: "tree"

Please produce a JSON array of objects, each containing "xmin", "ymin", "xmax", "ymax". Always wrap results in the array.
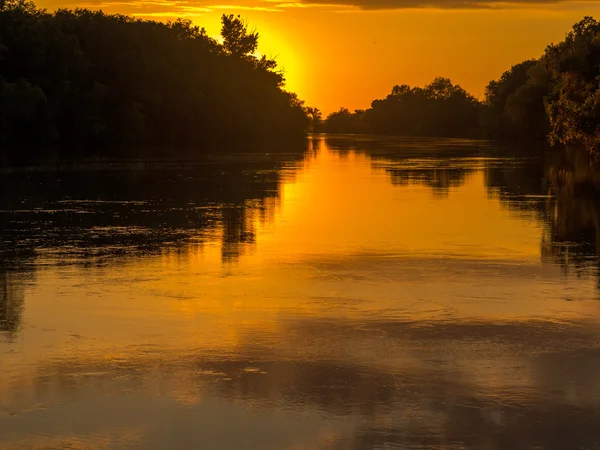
[
  {"xmin": 543, "ymin": 16, "xmax": 600, "ymax": 154},
  {"xmin": 323, "ymin": 108, "xmax": 367, "ymax": 134},
  {"xmin": 484, "ymin": 60, "xmax": 549, "ymax": 140},
  {"xmin": 359, "ymin": 78, "xmax": 480, "ymax": 137},
  {"xmin": 0, "ymin": 3, "xmax": 311, "ymax": 160},
  {"xmin": 425, "ymin": 77, "xmax": 466, "ymax": 100},
  {"xmin": 305, "ymin": 107, "xmax": 322, "ymax": 132},
  {"xmin": 220, "ymin": 14, "xmax": 258, "ymax": 58}
]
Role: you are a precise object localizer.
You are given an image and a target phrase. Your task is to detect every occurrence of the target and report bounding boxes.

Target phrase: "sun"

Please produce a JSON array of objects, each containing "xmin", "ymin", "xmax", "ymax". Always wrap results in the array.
[
  {"xmin": 206, "ymin": 15, "xmax": 304, "ymax": 96},
  {"xmin": 257, "ymin": 28, "xmax": 303, "ymax": 94}
]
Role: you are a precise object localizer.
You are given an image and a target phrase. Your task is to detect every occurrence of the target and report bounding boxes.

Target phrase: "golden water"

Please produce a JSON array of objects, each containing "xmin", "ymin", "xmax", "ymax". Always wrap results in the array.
[{"xmin": 1, "ymin": 136, "xmax": 599, "ymax": 449}]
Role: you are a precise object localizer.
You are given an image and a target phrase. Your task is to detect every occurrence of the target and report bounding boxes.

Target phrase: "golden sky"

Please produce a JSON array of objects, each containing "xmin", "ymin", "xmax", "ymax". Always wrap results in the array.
[{"xmin": 37, "ymin": 0, "xmax": 600, "ymax": 113}]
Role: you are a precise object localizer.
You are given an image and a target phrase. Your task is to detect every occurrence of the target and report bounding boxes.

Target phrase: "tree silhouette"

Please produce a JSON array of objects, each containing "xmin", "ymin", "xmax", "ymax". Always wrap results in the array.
[
  {"xmin": 323, "ymin": 78, "xmax": 480, "ymax": 137},
  {"xmin": 0, "ymin": 2, "xmax": 312, "ymax": 161},
  {"xmin": 484, "ymin": 60, "xmax": 549, "ymax": 141},
  {"xmin": 543, "ymin": 17, "xmax": 600, "ymax": 155},
  {"xmin": 221, "ymin": 14, "xmax": 258, "ymax": 58}
]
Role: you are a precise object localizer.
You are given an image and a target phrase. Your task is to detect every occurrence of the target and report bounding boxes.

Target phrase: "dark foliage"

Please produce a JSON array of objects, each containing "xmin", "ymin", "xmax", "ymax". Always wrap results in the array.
[
  {"xmin": 0, "ymin": 2, "xmax": 310, "ymax": 162},
  {"xmin": 367, "ymin": 78, "xmax": 481, "ymax": 138},
  {"xmin": 542, "ymin": 17, "xmax": 600, "ymax": 155},
  {"xmin": 320, "ymin": 16, "xmax": 600, "ymax": 157},
  {"xmin": 4, "ymin": 4, "xmax": 600, "ymax": 159},
  {"xmin": 483, "ymin": 60, "xmax": 550, "ymax": 141},
  {"xmin": 322, "ymin": 78, "xmax": 481, "ymax": 138}
]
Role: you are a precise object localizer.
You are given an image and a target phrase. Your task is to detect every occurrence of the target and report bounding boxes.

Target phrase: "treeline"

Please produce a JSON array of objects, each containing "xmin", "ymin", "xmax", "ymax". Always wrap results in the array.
[
  {"xmin": 322, "ymin": 78, "xmax": 481, "ymax": 138},
  {"xmin": 0, "ymin": 1, "xmax": 311, "ymax": 161},
  {"xmin": 321, "ymin": 16, "xmax": 600, "ymax": 156},
  {"xmin": 4, "ymin": 3, "xmax": 600, "ymax": 161}
]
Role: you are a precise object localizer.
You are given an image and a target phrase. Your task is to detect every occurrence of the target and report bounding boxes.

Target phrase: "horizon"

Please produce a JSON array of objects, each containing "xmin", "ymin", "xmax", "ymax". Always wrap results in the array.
[{"xmin": 35, "ymin": 0, "xmax": 600, "ymax": 114}]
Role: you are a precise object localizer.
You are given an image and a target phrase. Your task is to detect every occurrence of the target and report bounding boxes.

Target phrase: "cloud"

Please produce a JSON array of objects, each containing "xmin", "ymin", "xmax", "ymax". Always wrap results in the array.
[
  {"xmin": 48, "ymin": 0, "xmax": 600, "ymax": 14},
  {"xmin": 265, "ymin": 0, "xmax": 345, "ymax": 7},
  {"xmin": 68, "ymin": 0, "xmax": 286, "ymax": 15},
  {"xmin": 207, "ymin": 3, "xmax": 282, "ymax": 10},
  {"xmin": 276, "ymin": 0, "xmax": 600, "ymax": 10},
  {"xmin": 297, "ymin": 0, "xmax": 589, "ymax": 9}
]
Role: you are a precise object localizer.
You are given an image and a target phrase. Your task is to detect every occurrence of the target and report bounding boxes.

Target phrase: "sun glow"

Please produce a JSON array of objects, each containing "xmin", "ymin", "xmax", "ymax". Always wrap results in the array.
[
  {"xmin": 35, "ymin": 0, "xmax": 600, "ymax": 114},
  {"xmin": 204, "ymin": 16, "xmax": 304, "ymax": 95}
]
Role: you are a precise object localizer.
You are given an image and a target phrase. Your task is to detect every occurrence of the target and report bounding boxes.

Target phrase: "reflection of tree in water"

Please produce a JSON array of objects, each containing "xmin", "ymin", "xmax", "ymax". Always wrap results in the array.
[
  {"xmin": 0, "ymin": 157, "xmax": 304, "ymax": 337},
  {"xmin": 220, "ymin": 197, "xmax": 279, "ymax": 262},
  {"xmin": 0, "ymin": 271, "xmax": 21, "ymax": 337},
  {"xmin": 322, "ymin": 135, "xmax": 484, "ymax": 196},
  {"xmin": 484, "ymin": 158, "xmax": 549, "ymax": 220},
  {"xmin": 541, "ymin": 150, "xmax": 600, "ymax": 279},
  {"xmin": 485, "ymin": 147, "xmax": 600, "ymax": 280},
  {"xmin": 0, "ymin": 157, "xmax": 303, "ymax": 266},
  {"xmin": 382, "ymin": 166, "xmax": 472, "ymax": 197},
  {"xmin": 0, "ymin": 254, "xmax": 32, "ymax": 340}
]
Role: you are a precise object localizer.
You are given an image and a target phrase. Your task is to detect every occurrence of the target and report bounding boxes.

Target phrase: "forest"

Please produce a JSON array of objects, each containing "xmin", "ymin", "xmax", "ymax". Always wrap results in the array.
[
  {"xmin": 0, "ymin": 0, "xmax": 310, "ymax": 161},
  {"xmin": 2, "ymin": 0, "xmax": 600, "ymax": 160},
  {"xmin": 322, "ymin": 16, "xmax": 600, "ymax": 157}
]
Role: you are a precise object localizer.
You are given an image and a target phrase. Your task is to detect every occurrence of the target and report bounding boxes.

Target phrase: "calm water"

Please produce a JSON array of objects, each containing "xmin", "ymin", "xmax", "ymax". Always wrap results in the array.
[{"xmin": 2, "ymin": 136, "xmax": 600, "ymax": 449}]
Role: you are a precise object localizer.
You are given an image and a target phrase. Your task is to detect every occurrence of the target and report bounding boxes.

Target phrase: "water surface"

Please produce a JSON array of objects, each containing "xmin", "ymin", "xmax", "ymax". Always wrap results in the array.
[{"xmin": 2, "ymin": 136, "xmax": 600, "ymax": 449}]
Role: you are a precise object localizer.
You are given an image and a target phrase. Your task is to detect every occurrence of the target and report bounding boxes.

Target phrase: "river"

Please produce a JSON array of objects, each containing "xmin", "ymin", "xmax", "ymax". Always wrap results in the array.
[{"xmin": 1, "ymin": 135, "xmax": 600, "ymax": 449}]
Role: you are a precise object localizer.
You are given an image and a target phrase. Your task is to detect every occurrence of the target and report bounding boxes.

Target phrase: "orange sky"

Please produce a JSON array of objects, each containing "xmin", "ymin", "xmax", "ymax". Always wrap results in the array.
[{"xmin": 38, "ymin": 0, "xmax": 600, "ymax": 114}]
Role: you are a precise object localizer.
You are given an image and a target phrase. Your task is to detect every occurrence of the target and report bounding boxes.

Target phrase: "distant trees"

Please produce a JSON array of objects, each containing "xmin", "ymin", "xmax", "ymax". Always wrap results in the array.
[
  {"xmin": 0, "ymin": 2, "xmax": 312, "ymax": 162},
  {"xmin": 304, "ymin": 107, "xmax": 323, "ymax": 132},
  {"xmin": 370, "ymin": 77, "xmax": 480, "ymax": 137},
  {"xmin": 323, "ymin": 108, "xmax": 367, "ymax": 134},
  {"xmin": 323, "ymin": 77, "xmax": 480, "ymax": 137},
  {"xmin": 321, "ymin": 15, "xmax": 600, "ymax": 158}
]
